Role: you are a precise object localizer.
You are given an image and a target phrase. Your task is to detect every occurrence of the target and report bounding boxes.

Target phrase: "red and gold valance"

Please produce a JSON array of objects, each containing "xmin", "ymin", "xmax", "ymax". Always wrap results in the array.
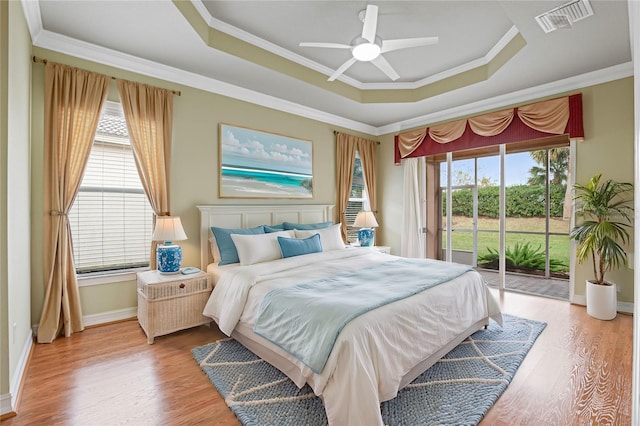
[{"xmin": 395, "ymin": 94, "xmax": 584, "ymax": 164}]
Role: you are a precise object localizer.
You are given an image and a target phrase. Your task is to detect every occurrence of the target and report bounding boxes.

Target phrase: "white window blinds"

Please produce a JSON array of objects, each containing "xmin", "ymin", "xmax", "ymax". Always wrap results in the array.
[
  {"xmin": 68, "ymin": 102, "xmax": 154, "ymax": 273},
  {"xmin": 346, "ymin": 152, "xmax": 370, "ymax": 243}
]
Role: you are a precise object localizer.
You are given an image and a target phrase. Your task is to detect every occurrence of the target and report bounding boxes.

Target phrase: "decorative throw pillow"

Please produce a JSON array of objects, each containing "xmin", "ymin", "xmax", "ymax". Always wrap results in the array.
[
  {"xmin": 294, "ymin": 223, "xmax": 345, "ymax": 251},
  {"xmin": 264, "ymin": 223, "xmax": 286, "ymax": 233},
  {"xmin": 278, "ymin": 233, "xmax": 323, "ymax": 258},
  {"xmin": 231, "ymin": 230, "xmax": 295, "ymax": 266},
  {"xmin": 282, "ymin": 221, "xmax": 333, "ymax": 230},
  {"xmin": 210, "ymin": 225, "xmax": 265, "ymax": 266}
]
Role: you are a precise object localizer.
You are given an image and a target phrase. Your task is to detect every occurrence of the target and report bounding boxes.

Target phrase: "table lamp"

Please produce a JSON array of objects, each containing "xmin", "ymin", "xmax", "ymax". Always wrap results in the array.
[
  {"xmin": 354, "ymin": 211, "xmax": 379, "ymax": 247},
  {"xmin": 152, "ymin": 216, "xmax": 188, "ymax": 274}
]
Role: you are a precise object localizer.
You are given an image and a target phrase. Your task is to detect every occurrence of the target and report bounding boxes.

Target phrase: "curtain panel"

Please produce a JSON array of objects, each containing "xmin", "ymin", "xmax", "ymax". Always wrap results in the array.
[
  {"xmin": 395, "ymin": 94, "xmax": 584, "ymax": 163},
  {"xmin": 335, "ymin": 133, "xmax": 358, "ymax": 242},
  {"xmin": 117, "ymin": 80, "xmax": 174, "ymax": 270},
  {"xmin": 335, "ymin": 132, "xmax": 379, "ymax": 242},
  {"xmin": 38, "ymin": 63, "xmax": 110, "ymax": 343},
  {"xmin": 401, "ymin": 158, "xmax": 425, "ymax": 258}
]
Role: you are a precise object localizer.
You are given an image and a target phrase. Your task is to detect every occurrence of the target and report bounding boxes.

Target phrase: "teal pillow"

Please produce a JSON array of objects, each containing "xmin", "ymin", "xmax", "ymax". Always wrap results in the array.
[
  {"xmin": 211, "ymin": 225, "xmax": 265, "ymax": 265},
  {"xmin": 278, "ymin": 234, "xmax": 323, "ymax": 258},
  {"xmin": 264, "ymin": 224, "xmax": 286, "ymax": 233},
  {"xmin": 282, "ymin": 221, "xmax": 333, "ymax": 230}
]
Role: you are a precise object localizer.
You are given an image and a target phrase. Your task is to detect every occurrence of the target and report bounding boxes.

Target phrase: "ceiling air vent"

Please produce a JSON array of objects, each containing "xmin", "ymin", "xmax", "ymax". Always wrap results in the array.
[{"xmin": 535, "ymin": 0, "xmax": 594, "ymax": 33}]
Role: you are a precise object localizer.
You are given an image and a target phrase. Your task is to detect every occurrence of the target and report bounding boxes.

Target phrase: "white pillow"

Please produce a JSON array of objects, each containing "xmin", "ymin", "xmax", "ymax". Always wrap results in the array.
[
  {"xmin": 231, "ymin": 230, "xmax": 295, "ymax": 266},
  {"xmin": 295, "ymin": 223, "xmax": 345, "ymax": 252}
]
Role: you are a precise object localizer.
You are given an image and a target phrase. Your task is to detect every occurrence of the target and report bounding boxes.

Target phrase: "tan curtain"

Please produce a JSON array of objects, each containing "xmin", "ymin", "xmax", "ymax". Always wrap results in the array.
[
  {"xmin": 117, "ymin": 80, "xmax": 174, "ymax": 269},
  {"xmin": 38, "ymin": 63, "xmax": 110, "ymax": 343},
  {"xmin": 397, "ymin": 129, "xmax": 427, "ymax": 158},
  {"xmin": 335, "ymin": 132, "xmax": 358, "ymax": 242},
  {"xmin": 358, "ymin": 138, "xmax": 377, "ymax": 215},
  {"xmin": 468, "ymin": 109, "xmax": 514, "ymax": 136},
  {"xmin": 429, "ymin": 119, "xmax": 467, "ymax": 143},
  {"xmin": 517, "ymin": 97, "xmax": 569, "ymax": 135}
]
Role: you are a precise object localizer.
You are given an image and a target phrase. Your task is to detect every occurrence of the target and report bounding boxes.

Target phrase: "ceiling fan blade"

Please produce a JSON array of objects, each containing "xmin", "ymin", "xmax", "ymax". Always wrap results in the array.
[
  {"xmin": 361, "ymin": 4, "xmax": 378, "ymax": 43},
  {"xmin": 381, "ymin": 36, "xmax": 439, "ymax": 53},
  {"xmin": 371, "ymin": 55, "xmax": 400, "ymax": 81},
  {"xmin": 328, "ymin": 57, "xmax": 357, "ymax": 81},
  {"xmin": 299, "ymin": 42, "xmax": 351, "ymax": 49}
]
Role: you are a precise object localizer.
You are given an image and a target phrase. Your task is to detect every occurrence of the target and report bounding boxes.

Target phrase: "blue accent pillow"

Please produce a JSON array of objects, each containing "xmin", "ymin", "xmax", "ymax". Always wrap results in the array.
[
  {"xmin": 282, "ymin": 221, "xmax": 333, "ymax": 230},
  {"xmin": 264, "ymin": 224, "xmax": 286, "ymax": 233},
  {"xmin": 278, "ymin": 234, "xmax": 323, "ymax": 258},
  {"xmin": 211, "ymin": 225, "xmax": 265, "ymax": 265}
]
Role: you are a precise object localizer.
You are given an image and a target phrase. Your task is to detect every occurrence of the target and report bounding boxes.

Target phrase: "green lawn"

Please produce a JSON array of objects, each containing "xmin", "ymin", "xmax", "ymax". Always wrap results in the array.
[{"xmin": 443, "ymin": 215, "xmax": 570, "ymax": 271}]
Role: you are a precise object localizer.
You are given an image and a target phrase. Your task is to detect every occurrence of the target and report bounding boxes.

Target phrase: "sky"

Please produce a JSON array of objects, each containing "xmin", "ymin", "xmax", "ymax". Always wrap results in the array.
[{"xmin": 442, "ymin": 152, "xmax": 540, "ymax": 187}]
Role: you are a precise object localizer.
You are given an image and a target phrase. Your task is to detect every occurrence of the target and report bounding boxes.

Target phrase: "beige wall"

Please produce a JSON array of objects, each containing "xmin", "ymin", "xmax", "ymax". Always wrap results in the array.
[
  {"xmin": 1, "ymin": 0, "xmax": 32, "ymax": 403},
  {"xmin": 29, "ymin": 48, "xmax": 375, "ymax": 323},
  {"xmin": 574, "ymin": 78, "xmax": 635, "ymax": 302},
  {"xmin": 377, "ymin": 77, "xmax": 635, "ymax": 304}
]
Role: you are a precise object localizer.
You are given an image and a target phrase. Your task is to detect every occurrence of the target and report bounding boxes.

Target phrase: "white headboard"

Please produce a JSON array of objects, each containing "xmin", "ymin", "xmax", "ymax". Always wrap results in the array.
[{"xmin": 197, "ymin": 204, "xmax": 335, "ymax": 270}]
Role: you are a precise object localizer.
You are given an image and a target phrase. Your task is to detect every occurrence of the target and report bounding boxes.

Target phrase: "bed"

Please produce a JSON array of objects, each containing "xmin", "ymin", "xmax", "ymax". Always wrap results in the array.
[{"xmin": 197, "ymin": 204, "xmax": 501, "ymax": 426}]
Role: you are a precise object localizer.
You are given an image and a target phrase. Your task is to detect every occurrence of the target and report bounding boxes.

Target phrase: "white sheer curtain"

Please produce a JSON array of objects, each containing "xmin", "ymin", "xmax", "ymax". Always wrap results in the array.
[{"xmin": 401, "ymin": 157, "xmax": 426, "ymax": 257}]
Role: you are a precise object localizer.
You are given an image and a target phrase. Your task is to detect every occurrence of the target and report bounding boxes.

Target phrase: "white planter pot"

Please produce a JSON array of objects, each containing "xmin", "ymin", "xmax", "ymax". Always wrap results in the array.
[{"xmin": 586, "ymin": 280, "xmax": 617, "ymax": 320}]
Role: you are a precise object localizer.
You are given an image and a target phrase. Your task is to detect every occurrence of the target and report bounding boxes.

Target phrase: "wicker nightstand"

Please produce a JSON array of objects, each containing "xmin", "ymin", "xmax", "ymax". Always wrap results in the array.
[{"xmin": 137, "ymin": 270, "xmax": 213, "ymax": 344}]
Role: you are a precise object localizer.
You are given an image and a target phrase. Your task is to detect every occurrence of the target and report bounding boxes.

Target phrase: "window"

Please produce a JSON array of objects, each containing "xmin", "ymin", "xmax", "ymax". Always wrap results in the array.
[
  {"xmin": 346, "ymin": 152, "xmax": 370, "ymax": 243},
  {"xmin": 68, "ymin": 101, "xmax": 154, "ymax": 274}
]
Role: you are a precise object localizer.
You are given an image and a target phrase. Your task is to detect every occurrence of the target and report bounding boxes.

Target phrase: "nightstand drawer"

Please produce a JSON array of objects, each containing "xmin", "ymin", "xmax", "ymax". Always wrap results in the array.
[{"xmin": 137, "ymin": 271, "xmax": 211, "ymax": 300}]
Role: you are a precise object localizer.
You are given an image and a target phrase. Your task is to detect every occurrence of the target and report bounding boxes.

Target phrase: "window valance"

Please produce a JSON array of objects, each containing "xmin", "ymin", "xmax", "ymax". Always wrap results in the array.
[{"xmin": 394, "ymin": 94, "xmax": 584, "ymax": 164}]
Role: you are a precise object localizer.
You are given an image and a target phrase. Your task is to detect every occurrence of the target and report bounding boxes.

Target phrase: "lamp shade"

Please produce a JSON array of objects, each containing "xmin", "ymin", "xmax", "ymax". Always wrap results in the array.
[
  {"xmin": 152, "ymin": 216, "xmax": 187, "ymax": 243},
  {"xmin": 353, "ymin": 211, "xmax": 379, "ymax": 228}
]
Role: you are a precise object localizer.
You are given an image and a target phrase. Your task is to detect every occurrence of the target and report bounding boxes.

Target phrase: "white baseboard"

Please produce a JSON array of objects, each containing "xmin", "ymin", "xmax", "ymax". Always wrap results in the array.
[
  {"xmin": 0, "ymin": 393, "xmax": 13, "ymax": 417},
  {"xmin": 31, "ymin": 307, "xmax": 137, "ymax": 338},
  {"xmin": 0, "ymin": 332, "xmax": 33, "ymax": 416},
  {"xmin": 83, "ymin": 307, "xmax": 137, "ymax": 327},
  {"xmin": 570, "ymin": 295, "xmax": 634, "ymax": 315}
]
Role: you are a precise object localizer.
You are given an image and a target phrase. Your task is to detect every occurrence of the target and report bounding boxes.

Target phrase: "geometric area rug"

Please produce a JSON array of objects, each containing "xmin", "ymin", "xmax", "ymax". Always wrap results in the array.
[{"xmin": 192, "ymin": 314, "xmax": 546, "ymax": 426}]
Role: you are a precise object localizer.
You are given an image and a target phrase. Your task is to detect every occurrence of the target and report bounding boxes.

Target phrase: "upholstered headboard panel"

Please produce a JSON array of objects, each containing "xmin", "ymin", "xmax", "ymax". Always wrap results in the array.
[{"xmin": 196, "ymin": 204, "xmax": 334, "ymax": 270}]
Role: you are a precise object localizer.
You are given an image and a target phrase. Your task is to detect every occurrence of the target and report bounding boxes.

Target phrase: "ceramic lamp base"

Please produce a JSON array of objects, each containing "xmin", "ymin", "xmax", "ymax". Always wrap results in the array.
[
  {"xmin": 358, "ymin": 228, "xmax": 375, "ymax": 247},
  {"xmin": 157, "ymin": 244, "xmax": 182, "ymax": 274}
]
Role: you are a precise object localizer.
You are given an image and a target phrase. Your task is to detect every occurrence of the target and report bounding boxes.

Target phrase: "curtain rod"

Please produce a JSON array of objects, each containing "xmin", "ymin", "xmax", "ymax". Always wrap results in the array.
[
  {"xmin": 333, "ymin": 130, "xmax": 380, "ymax": 144},
  {"xmin": 32, "ymin": 56, "xmax": 182, "ymax": 97}
]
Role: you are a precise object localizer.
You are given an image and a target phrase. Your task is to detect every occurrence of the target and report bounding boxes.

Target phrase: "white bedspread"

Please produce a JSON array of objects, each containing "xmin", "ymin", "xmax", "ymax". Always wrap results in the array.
[{"xmin": 203, "ymin": 248, "xmax": 501, "ymax": 425}]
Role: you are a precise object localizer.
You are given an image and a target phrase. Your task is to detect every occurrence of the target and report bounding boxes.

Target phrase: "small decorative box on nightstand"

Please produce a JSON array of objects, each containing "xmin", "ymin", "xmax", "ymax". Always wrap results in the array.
[
  {"xmin": 137, "ymin": 270, "xmax": 213, "ymax": 344},
  {"xmin": 372, "ymin": 246, "xmax": 391, "ymax": 255}
]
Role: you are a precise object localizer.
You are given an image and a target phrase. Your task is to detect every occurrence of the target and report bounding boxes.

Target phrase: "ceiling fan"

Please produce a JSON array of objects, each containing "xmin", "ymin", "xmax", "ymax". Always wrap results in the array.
[{"xmin": 299, "ymin": 4, "xmax": 438, "ymax": 82}]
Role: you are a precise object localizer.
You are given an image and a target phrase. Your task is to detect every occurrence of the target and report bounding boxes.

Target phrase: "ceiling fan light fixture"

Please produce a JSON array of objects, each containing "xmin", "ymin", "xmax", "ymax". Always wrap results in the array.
[{"xmin": 352, "ymin": 42, "xmax": 381, "ymax": 61}]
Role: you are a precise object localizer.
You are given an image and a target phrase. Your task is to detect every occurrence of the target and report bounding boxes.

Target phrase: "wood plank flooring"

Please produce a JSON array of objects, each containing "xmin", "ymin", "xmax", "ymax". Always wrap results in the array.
[{"xmin": 4, "ymin": 290, "xmax": 633, "ymax": 425}]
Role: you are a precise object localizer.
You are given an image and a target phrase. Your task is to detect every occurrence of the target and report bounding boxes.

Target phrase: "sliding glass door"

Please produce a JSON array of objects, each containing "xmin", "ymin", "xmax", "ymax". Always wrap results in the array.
[{"xmin": 438, "ymin": 145, "xmax": 571, "ymax": 297}]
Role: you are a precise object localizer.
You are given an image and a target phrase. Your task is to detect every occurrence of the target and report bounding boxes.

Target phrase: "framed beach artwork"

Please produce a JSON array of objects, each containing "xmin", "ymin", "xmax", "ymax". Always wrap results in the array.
[{"xmin": 219, "ymin": 123, "xmax": 314, "ymax": 199}]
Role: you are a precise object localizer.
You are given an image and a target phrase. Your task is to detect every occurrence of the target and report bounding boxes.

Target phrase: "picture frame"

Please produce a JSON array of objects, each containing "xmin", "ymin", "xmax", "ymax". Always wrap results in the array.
[{"xmin": 219, "ymin": 123, "xmax": 314, "ymax": 199}]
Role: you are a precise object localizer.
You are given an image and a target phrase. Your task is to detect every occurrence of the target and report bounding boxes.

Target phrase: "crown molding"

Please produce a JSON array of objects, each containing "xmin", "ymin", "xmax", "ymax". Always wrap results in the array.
[
  {"xmin": 376, "ymin": 61, "xmax": 634, "ymax": 135},
  {"xmin": 30, "ymin": 27, "xmax": 378, "ymax": 135},
  {"xmin": 20, "ymin": 0, "xmax": 42, "ymax": 44}
]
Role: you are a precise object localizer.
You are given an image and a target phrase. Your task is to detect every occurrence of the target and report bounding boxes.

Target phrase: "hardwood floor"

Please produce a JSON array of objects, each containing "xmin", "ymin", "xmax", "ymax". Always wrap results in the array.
[{"xmin": 5, "ymin": 290, "xmax": 633, "ymax": 425}]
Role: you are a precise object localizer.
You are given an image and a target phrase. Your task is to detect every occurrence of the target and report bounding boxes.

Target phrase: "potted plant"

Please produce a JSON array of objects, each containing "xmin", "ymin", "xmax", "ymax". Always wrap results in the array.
[{"xmin": 570, "ymin": 173, "xmax": 633, "ymax": 320}]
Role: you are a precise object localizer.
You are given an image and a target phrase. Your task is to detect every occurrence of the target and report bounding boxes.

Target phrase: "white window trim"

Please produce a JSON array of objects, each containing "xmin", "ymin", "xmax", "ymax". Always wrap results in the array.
[{"xmin": 77, "ymin": 266, "xmax": 150, "ymax": 287}]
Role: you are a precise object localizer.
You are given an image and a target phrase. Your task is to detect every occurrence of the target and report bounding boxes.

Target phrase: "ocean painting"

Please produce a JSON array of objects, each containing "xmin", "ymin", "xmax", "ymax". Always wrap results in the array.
[{"xmin": 219, "ymin": 124, "xmax": 313, "ymax": 198}]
